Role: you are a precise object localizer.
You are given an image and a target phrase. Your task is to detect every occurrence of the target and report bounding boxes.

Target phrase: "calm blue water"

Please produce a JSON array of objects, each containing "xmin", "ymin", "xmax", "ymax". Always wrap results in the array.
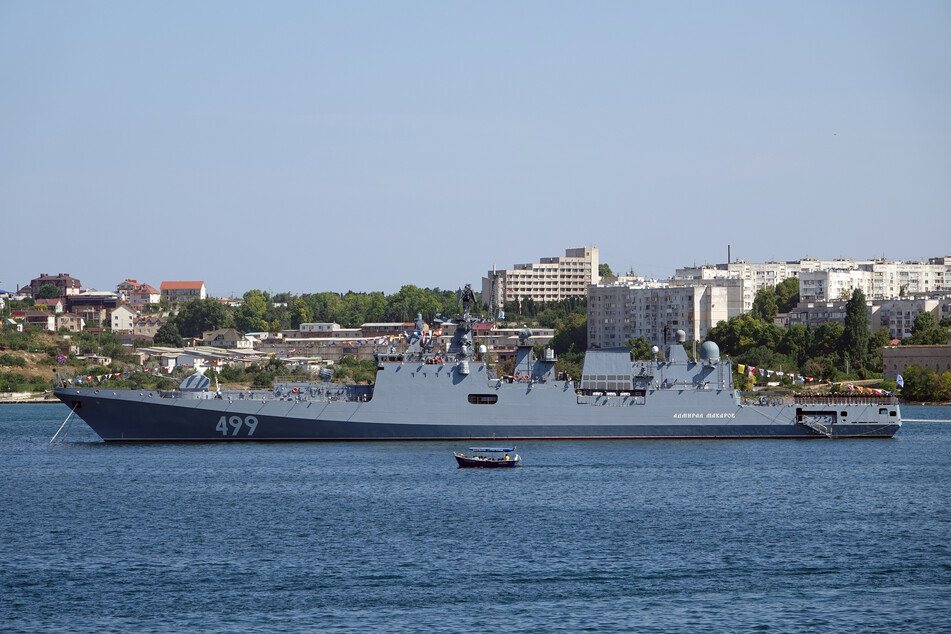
[{"xmin": 1, "ymin": 404, "xmax": 949, "ymax": 632}]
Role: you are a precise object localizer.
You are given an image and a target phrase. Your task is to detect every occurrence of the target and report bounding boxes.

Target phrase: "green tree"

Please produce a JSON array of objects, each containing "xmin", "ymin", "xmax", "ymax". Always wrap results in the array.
[
  {"xmin": 842, "ymin": 289, "xmax": 869, "ymax": 371},
  {"xmin": 550, "ymin": 312, "xmax": 587, "ymax": 355},
  {"xmin": 625, "ymin": 336, "xmax": 654, "ymax": 360},
  {"xmin": 866, "ymin": 327, "xmax": 892, "ymax": 372},
  {"xmin": 775, "ymin": 277, "xmax": 800, "ymax": 313},
  {"xmin": 811, "ymin": 322, "xmax": 845, "ymax": 359},
  {"xmin": 384, "ymin": 285, "xmax": 444, "ymax": 323},
  {"xmin": 598, "ymin": 263, "xmax": 614, "ymax": 278},
  {"xmin": 173, "ymin": 298, "xmax": 233, "ymax": 338},
  {"xmin": 235, "ymin": 291, "xmax": 268, "ymax": 332},
  {"xmin": 905, "ymin": 312, "xmax": 947, "ymax": 345},
  {"xmin": 900, "ymin": 365, "xmax": 951, "ymax": 402},
  {"xmin": 290, "ymin": 297, "xmax": 313, "ymax": 329},
  {"xmin": 36, "ymin": 284, "xmax": 61, "ymax": 299},
  {"xmin": 750, "ymin": 287, "xmax": 779, "ymax": 323},
  {"xmin": 778, "ymin": 324, "xmax": 812, "ymax": 368},
  {"xmin": 154, "ymin": 322, "xmax": 184, "ymax": 347}
]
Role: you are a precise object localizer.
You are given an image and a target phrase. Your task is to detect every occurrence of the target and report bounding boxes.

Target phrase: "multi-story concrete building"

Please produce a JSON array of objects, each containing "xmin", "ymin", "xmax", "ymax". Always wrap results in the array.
[
  {"xmin": 788, "ymin": 300, "xmax": 854, "ymax": 329},
  {"xmin": 482, "ymin": 247, "xmax": 599, "ymax": 310},
  {"xmin": 871, "ymin": 296, "xmax": 951, "ymax": 339},
  {"xmin": 678, "ymin": 256, "xmax": 951, "ymax": 306},
  {"xmin": 587, "ymin": 282, "xmax": 730, "ymax": 349},
  {"xmin": 160, "ymin": 281, "xmax": 207, "ymax": 305},
  {"xmin": 669, "ymin": 271, "xmax": 746, "ymax": 318},
  {"xmin": 798, "ymin": 269, "xmax": 873, "ymax": 302},
  {"xmin": 675, "ymin": 259, "xmax": 838, "ymax": 313}
]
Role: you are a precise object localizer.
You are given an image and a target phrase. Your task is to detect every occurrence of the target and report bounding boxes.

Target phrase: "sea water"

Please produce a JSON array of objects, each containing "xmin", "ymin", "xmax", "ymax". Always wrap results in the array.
[{"xmin": 1, "ymin": 404, "xmax": 949, "ymax": 632}]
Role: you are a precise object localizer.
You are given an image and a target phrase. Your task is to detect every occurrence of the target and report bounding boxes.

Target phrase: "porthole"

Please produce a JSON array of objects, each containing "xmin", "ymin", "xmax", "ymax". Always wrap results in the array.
[{"xmin": 468, "ymin": 394, "xmax": 499, "ymax": 405}]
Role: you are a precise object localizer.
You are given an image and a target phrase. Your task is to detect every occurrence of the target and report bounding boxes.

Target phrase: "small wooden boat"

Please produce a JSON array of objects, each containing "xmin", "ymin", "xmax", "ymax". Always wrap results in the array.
[{"xmin": 454, "ymin": 446, "xmax": 521, "ymax": 468}]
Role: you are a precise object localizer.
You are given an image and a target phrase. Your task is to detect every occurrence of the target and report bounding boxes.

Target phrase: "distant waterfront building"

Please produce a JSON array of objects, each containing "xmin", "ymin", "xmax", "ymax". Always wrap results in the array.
[
  {"xmin": 882, "ymin": 337, "xmax": 951, "ymax": 381},
  {"xmin": 481, "ymin": 247, "xmax": 599, "ymax": 310},
  {"xmin": 29, "ymin": 273, "xmax": 81, "ymax": 298},
  {"xmin": 587, "ymin": 281, "xmax": 729, "ymax": 348}
]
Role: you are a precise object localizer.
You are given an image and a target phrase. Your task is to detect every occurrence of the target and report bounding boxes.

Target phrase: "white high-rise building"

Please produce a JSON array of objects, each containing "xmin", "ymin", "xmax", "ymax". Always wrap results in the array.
[{"xmin": 482, "ymin": 247, "xmax": 599, "ymax": 310}]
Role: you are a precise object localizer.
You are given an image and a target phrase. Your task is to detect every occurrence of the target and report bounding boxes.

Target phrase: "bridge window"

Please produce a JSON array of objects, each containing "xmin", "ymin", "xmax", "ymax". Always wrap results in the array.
[{"xmin": 468, "ymin": 394, "xmax": 498, "ymax": 405}]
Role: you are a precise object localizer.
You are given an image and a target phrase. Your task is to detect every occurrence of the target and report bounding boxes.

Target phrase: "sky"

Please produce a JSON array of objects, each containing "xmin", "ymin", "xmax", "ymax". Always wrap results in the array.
[{"xmin": 1, "ymin": 1, "xmax": 949, "ymax": 297}]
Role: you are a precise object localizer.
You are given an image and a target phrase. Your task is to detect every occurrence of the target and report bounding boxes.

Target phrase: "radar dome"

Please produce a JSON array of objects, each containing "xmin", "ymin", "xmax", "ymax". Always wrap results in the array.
[{"xmin": 699, "ymin": 341, "xmax": 720, "ymax": 361}]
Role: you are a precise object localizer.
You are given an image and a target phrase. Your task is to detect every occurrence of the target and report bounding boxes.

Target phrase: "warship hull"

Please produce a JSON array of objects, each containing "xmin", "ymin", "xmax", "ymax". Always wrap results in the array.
[
  {"xmin": 53, "ymin": 362, "xmax": 900, "ymax": 441},
  {"xmin": 52, "ymin": 305, "xmax": 900, "ymax": 442}
]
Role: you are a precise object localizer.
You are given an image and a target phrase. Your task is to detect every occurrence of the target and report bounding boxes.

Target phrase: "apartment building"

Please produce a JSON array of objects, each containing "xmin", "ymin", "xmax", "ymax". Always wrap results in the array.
[
  {"xmin": 870, "ymin": 296, "xmax": 951, "ymax": 339},
  {"xmin": 587, "ymin": 282, "xmax": 730, "ymax": 349},
  {"xmin": 481, "ymin": 247, "xmax": 599, "ymax": 310},
  {"xmin": 677, "ymin": 256, "xmax": 951, "ymax": 306}
]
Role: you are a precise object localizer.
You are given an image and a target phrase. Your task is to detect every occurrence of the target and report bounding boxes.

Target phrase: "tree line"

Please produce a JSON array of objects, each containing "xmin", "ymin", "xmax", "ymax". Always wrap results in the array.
[
  {"xmin": 705, "ymin": 285, "xmax": 951, "ymax": 385},
  {"xmin": 155, "ymin": 286, "xmax": 482, "ymax": 344}
]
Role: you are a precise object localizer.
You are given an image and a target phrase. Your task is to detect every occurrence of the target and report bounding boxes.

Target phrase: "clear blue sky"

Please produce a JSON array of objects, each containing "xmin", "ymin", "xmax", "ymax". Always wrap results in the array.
[{"xmin": 2, "ymin": 1, "xmax": 949, "ymax": 296}]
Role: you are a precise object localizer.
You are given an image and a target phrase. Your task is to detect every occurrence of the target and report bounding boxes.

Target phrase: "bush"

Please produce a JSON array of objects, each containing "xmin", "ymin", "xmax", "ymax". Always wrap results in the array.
[{"xmin": 0, "ymin": 353, "xmax": 26, "ymax": 368}]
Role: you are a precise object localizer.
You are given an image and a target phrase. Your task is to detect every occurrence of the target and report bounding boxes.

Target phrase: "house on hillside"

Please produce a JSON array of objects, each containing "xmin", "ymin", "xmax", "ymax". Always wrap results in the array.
[
  {"xmin": 130, "ymin": 284, "xmax": 160, "ymax": 308},
  {"xmin": 111, "ymin": 305, "xmax": 137, "ymax": 333},
  {"xmin": 160, "ymin": 281, "xmax": 207, "ymax": 305},
  {"xmin": 67, "ymin": 291, "xmax": 119, "ymax": 327},
  {"xmin": 29, "ymin": 273, "xmax": 81, "ymax": 297},
  {"xmin": 23, "ymin": 310, "xmax": 56, "ymax": 331},
  {"xmin": 57, "ymin": 313, "xmax": 85, "ymax": 333},
  {"xmin": 134, "ymin": 316, "xmax": 164, "ymax": 339},
  {"xmin": 202, "ymin": 328, "xmax": 253, "ymax": 349},
  {"xmin": 34, "ymin": 298, "xmax": 64, "ymax": 313},
  {"xmin": 116, "ymin": 279, "xmax": 139, "ymax": 294}
]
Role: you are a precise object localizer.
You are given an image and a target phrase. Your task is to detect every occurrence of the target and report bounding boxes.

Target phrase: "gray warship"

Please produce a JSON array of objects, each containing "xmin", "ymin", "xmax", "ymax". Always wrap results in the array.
[{"xmin": 53, "ymin": 292, "xmax": 901, "ymax": 441}]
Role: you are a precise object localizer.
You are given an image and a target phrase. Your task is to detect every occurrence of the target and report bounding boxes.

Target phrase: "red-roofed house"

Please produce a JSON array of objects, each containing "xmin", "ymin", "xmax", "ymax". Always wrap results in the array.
[
  {"xmin": 160, "ymin": 281, "xmax": 206, "ymax": 304},
  {"xmin": 116, "ymin": 279, "xmax": 139, "ymax": 293},
  {"xmin": 34, "ymin": 298, "xmax": 65, "ymax": 313},
  {"xmin": 130, "ymin": 284, "xmax": 160, "ymax": 308}
]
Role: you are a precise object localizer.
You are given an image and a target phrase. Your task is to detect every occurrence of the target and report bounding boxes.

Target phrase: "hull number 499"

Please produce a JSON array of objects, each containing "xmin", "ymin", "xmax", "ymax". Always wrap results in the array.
[{"xmin": 216, "ymin": 415, "xmax": 259, "ymax": 436}]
